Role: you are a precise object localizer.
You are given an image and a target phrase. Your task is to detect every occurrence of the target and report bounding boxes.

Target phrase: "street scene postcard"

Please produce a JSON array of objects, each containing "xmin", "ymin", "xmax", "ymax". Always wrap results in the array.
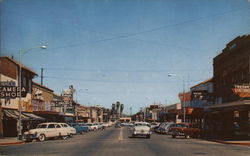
[{"xmin": 0, "ymin": 0, "xmax": 250, "ymax": 156}]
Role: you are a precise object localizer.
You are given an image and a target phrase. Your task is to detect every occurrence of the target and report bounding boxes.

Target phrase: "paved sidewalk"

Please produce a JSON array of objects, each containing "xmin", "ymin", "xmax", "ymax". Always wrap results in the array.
[{"xmin": 0, "ymin": 137, "xmax": 24, "ymax": 146}]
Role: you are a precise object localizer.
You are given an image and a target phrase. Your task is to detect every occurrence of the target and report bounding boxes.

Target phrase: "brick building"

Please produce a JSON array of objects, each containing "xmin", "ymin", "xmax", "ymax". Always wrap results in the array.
[{"xmin": 209, "ymin": 35, "xmax": 250, "ymax": 139}]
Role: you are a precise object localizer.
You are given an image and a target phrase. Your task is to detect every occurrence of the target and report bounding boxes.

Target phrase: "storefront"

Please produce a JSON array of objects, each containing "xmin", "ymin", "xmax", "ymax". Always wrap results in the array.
[
  {"xmin": 2, "ymin": 108, "xmax": 44, "ymax": 137},
  {"xmin": 207, "ymin": 100, "xmax": 250, "ymax": 140}
]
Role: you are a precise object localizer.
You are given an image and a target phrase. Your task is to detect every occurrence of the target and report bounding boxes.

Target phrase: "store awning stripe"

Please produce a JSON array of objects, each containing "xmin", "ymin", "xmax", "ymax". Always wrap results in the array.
[
  {"xmin": 22, "ymin": 113, "xmax": 45, "ymax": 121},
  {"xmin": 3, "ymin": 109, "xmax": 30, "ymax": 120}
]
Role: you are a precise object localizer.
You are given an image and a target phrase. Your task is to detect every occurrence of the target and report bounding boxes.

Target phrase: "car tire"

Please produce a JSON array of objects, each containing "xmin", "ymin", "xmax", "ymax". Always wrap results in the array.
[
  {"xmin": 172, "ymin": 135, "xmax": 176, "ymax": 138},
  {"xmin": 62, "ymin": 136, "xmax": 68, "ymax": 140},
  {"xmin": 146, "ymin": 135, "xmax": 151, "ymax": 139},
  {"xmin": 38, "ymin": 134, "xmax": 46, "ymax": 142},
  {"xmin": 69, "ymin": 133, "xmax": 73, "ymax": 138},
  {"xmin": 185, "ymin": 135, "xmax": 190, "ymax": 139}
]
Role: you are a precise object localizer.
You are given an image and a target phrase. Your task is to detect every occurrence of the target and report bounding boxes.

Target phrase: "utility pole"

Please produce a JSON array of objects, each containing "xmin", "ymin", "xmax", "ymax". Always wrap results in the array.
[
  {"xmin": 0, "ymin": 68, "xmax": 3, "ymax": 137},
  {"xmin": 41, "ymin": 68, "xmax": 44, "ymax": 85},
  {"xmin": 183, "ymin": 77, "xmax": 186, "ymax": 123},
  {"xmin": 130, "ymin": 107, "xmax": 132, "ymax": 116}
]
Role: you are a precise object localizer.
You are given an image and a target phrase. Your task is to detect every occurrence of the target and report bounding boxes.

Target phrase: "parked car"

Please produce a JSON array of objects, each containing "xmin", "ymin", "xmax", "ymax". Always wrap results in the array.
[
  {"xmin": 59, "ymin": 123, "xmax": 76, "ymax": 137},
  {"xmin": 129, "ymin": 122, "xmax": 151, "ymax": 139},
  {"xmin": 171, "ymin": 123, "xmax": 201, "ymax": 139},
  {"xmin": 24, "ymin": 122, "xmax": 69, "ymax": 142},
  {"xmin": 87, "ymin": 123, "xmax": 98, "ymax": 131},
  {"xmin": 79, "ymin": 123, "xmax": 90, "ymax": 132},
  {"xmin": 156, "ymin": 122, "xmax": 174, "ymax": 135},
  {"xmin": 150, "ymin": 122, "xmax": 160, "ymax": 129},
  {"xmin": 69, "ymin": 123, "xmax": 88, "ymax": 134}
]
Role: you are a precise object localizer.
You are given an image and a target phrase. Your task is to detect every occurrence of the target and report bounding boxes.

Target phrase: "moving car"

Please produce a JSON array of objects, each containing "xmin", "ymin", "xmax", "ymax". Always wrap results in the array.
[
  {"xmin": 129, "ymin": 122, "xmax": 151, "ymax": 139},
  {"xmin": 24, "ymin": 122, "xmax": 70, "ymax": 142},
  {"xmin": 171, "ymin": 123, "xmax": 201, "ymax": 139}
]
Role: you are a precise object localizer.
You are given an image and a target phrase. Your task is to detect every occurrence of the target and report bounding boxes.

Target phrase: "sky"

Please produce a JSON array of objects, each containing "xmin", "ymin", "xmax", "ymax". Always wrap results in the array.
[{"xmin": 1, "ymin": 0, "xmax": 250, "ymax": 114}]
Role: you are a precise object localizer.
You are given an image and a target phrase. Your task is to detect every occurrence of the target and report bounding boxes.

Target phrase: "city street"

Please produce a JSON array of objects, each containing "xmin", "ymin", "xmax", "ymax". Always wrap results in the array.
[{"xmin": 0, "ymin": 127, "xmax": 249, "ymax": 156}]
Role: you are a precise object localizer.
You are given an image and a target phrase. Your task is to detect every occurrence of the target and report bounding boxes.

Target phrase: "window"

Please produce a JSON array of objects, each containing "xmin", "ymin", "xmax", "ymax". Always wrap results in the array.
[
  {"xmin": 63, "ymin": 124, "xmax": 69, "ymax": 127},
  {"xmin": 37, "ymin": 124, "xmax": 47, "ymax": 128},
  {"xmin": 56, "ymin": 124, "xmax": 61, "ymax": 128},
  {"xmin": 48, "ymin": 124, "xmax": 55, "ymax": 128}
]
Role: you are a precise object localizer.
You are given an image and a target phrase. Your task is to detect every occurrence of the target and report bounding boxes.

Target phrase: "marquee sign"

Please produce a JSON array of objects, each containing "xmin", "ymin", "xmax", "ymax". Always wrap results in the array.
[
  {"xmin": 0, "ymin": 82, "xmax": 27, "ymax": 98},
  {"xmin": 232, "ymin": 84, "xmax": 250, "ymax": 97},
  {"xmin": 191, "ymin": 90, "xmax": 208, "ymax": 100}
]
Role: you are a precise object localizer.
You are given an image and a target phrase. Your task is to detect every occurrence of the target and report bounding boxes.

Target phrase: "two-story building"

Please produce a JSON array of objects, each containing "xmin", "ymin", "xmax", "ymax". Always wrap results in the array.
[
  {"xmin": 0, "ymin": 57, "xmax": 39, "ymax": 136},
  {"xmin": 210, "ymin": 35, "xmax": 250, "ymax": 139}
]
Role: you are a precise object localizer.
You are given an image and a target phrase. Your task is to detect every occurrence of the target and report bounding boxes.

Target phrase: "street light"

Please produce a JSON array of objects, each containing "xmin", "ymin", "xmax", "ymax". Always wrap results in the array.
[
  {"xmin": 168, "ymin": 73, "xmax": 186, "ymax": 123},
  {"xmin": 18, "ymin": 45, "xmax": 47, "ymax": 140}
]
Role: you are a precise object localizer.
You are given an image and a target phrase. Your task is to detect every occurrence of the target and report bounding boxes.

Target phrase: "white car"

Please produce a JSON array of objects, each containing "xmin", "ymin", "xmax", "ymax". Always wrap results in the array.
[
  {"xmin": 129, "ymin": 122, "xmax": 152, "ymax": 139},
  {"xmin": 24, "ymin": 122, "xmax": 69, "ymax": 142},
  {"xmin": 86, "ymin": 123, "xmax": 98, "ymax": 131},
  {"xmin": 58, "ymin": 123, "xmax": 76, "ymax": 137}
]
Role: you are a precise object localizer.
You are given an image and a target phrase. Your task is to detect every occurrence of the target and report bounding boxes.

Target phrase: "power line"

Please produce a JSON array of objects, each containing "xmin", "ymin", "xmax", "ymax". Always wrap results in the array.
[
  {"xmin": 44, "ymin": 75, "xmax": 208, "ymax": 84},
  {"xmin": 33, "ymin": 67, "xmax": 212, "ymax": 72},
  {"xmin": 6, "ymin": 6, "xmax": 248, "ymax": 52}
]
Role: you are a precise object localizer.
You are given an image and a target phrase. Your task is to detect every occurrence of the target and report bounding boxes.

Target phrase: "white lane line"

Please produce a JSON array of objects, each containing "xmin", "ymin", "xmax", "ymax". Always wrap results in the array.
[{"xmin": 118, "ymin": 127, "xmax": 123, "ymax": 141}]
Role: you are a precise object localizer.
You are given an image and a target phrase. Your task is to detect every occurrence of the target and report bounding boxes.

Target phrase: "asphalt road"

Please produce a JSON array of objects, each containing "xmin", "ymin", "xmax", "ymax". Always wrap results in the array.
[{"xmin": 0, "ymin": 127, "xmax": 249, "ymax": 156}]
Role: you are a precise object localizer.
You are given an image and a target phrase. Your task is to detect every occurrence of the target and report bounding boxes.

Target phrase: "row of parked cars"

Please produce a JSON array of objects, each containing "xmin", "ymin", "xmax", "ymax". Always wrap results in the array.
[
  {"xmin": 24, "ymin": 122, "xmax": 112, "ymax": 142},
  {"xmin": 153, "ymin": 122, "xmax": 202, "ymax": 139}
]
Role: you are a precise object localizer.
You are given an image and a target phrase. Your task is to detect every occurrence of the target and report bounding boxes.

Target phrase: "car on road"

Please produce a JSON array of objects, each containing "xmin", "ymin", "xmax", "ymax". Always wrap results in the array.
[
  {"xmin": 24, "ymin": 122, "xmax": 70, "ymax": 142},
  {"xmin": 87, "ymin": 123, "xmax": 98, "ymax": 131},
  {"xmin": 79, "ymin": 123, "xmax": 90, "ymax": 132},
  {"xmin": 129, "ymin": 122, "xmax": 151, "ymax": 139},
  {"xmin": 115, "ymin": 122, "xmax": 121, "ymax": 128},
  {"xmin": 155, "ymin": 122, "xmax": 174, "ymax": 135},
  {"xmin": 150, "ymin": 122, "xmax": 160, "ymax": 129},
  {"xmin": 69, "ymin": 123, "xmax": 88, "ymax": 134},
  {"xmin": 59, "ymin": 123, "xmax": 76, "ymax": 137},
  {"xmin": 171, "ymin": 123, "xmax": 201, "ymax": 139}
]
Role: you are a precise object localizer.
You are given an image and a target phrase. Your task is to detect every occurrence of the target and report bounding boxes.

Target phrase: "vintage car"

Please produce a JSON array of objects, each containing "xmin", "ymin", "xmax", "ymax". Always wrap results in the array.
[
  {"xmin": 157, "ymin": 122, "xmax": 175, "ymax": 135},
  {"xmin": 171, "ymin": 123, "xmax": 201, "ymax": 139},
  {"xmin": 58, "ymin": 123, "xmax": 76, "ymax": 137},
  {"xmin": 129, "ymin": 122, "xmax": 151, "ymax": 138},
  {"xmin": 68, "ymin": 123, "xmax": 88, "ymax": 134},
  {"xmin": 24, "ymin": 122, "xmax": 70, "ymax": 142},
  {"xmin": 86, "ymin": 123, "xmax": 98, "ymax": 131}
]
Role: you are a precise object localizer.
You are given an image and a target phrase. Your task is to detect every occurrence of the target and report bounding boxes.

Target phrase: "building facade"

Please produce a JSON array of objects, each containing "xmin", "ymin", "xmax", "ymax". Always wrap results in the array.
[
  {"xmin": 0, "ymin": 57, "xmax": 38, "ymax": 137},
  {"xmin": 210, "ymin": 35, "xmax": 250, "ymax": 139}
]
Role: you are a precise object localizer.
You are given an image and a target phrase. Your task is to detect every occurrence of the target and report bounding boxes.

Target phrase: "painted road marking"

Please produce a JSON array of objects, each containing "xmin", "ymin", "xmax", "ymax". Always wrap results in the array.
[{"xmin": 118, "ymin": 127, "xmax": 123, "ymax": 141}]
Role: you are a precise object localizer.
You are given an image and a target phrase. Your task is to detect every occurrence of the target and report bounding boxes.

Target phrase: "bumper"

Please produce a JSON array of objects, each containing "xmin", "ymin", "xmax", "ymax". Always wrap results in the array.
[
  {"xmin": 173, "ymin": 131, "xmax": 185, "ymax": 136},
  {"xmin": 133, "ymin": 131, "xmax": 151, "ymax": 136},
  {"xmin": 24, "ymin": 134, "xmax": 38, "ymax": 140}
]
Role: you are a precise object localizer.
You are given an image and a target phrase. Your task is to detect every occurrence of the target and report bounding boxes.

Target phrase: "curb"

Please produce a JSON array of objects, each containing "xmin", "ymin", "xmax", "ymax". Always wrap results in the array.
[
  {"xmin": 212, "ymin": 140, "xmax": 250, "ymax": 147},
  {"xmin": 0, "ymin": 141, "xmax": 25, "ymax": 146}
]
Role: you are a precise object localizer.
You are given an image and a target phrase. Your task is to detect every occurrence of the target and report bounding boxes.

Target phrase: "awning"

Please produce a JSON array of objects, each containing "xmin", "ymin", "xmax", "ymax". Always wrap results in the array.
[
  {"xmin": 22, "ymin": 112, "xmax": 45, "ymax": 121},
  {"xmin": 3, "ymin": 109, "xmax": 30, "ymax": 120}
]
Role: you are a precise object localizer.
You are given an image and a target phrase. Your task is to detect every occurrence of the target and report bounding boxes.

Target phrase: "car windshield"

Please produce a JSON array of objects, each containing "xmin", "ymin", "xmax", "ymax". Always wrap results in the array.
[{"xmin": 134, "ymin": 123, "xmax": 149, "ymax": 127}]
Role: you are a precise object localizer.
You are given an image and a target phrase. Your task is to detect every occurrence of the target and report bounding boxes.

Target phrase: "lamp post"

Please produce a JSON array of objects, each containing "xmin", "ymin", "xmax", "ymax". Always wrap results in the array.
[
  {"xmin": 168, "ymin": 74, "xmax": 186, "ymax": 123},
  {"xmin": 18, "ymin": 45, "xmax": 47, "ymax": 140}
]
